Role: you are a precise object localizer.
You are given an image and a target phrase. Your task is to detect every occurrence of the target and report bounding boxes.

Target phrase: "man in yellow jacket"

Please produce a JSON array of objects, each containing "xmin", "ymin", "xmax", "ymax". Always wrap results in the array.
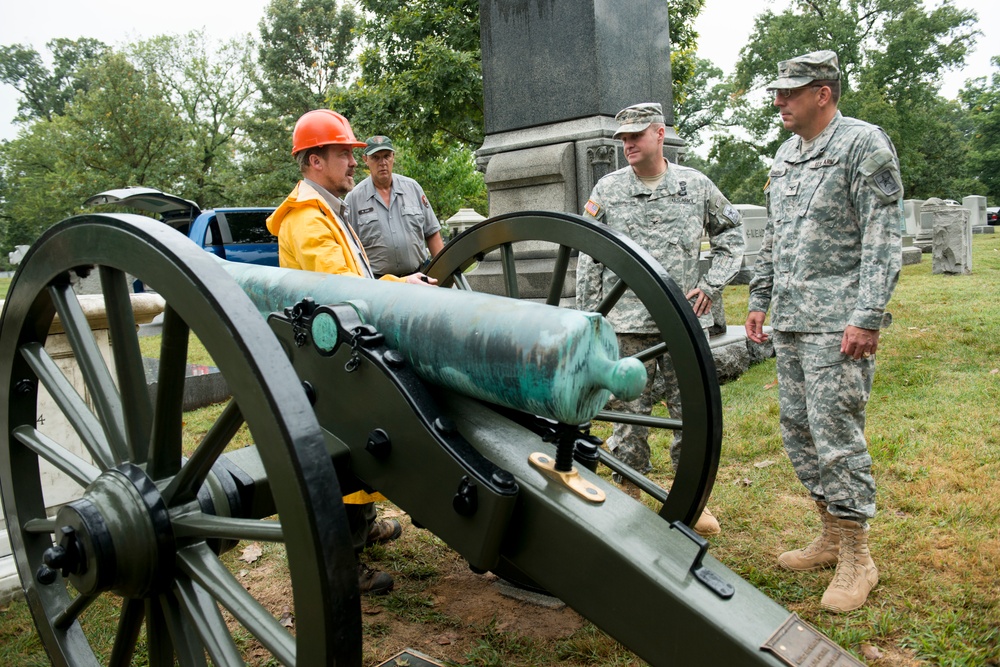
[{"xmin": 267, "ymin": 109, "xmax": 437, "ymax": 594}]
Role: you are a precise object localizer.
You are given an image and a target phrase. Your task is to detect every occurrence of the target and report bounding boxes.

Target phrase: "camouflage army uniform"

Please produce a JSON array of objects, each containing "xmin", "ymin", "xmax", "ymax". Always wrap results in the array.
[
  {"xmin": 749, "ymin": 111, "xmax": 903, "ymax": 522},
  {"xmin": 578, "ymin": 163, "xmax": 744, "ymax": 473}
]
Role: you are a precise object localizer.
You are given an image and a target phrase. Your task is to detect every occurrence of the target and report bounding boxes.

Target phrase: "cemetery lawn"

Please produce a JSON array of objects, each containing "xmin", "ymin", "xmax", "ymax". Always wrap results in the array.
[{"xmin": 2, "ymin": 237, "xmax": 998, "ymax": 665}]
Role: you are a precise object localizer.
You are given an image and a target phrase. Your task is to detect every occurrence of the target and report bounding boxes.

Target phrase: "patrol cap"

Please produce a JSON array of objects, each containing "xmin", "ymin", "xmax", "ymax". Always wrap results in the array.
[
  {"xmin": 364, "ymin": 135, "xmax": 394, "ymax": 156},
  {"xmin": 613, "ymin": 103, "xmax": 664, "ymax": 139},
  {"xmin": 765, "ymin": 50, "xmax": 840, "ymax": 91}
]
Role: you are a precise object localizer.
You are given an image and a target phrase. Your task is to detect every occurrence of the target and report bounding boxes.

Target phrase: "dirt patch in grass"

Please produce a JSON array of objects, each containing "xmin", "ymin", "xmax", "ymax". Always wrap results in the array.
[
  {"xmin": 220, "ymin": 509, "xmax": 593, "ymax": 666},
  {"xmin": 363, "ymin": 553, "xmax": 589, "ymax": 665}
]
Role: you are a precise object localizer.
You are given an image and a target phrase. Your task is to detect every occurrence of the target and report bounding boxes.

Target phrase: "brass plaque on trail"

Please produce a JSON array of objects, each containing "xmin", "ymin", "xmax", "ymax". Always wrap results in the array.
[{"xmin": 761, "ymin": 614, "xmax": 865, "ymax": 667}]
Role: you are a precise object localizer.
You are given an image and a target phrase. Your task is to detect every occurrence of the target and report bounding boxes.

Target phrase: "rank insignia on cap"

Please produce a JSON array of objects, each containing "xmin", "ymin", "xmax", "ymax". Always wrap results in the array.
[{"xmin": 584, "ymin": 199, "xmax": 601, "ymax": 217}]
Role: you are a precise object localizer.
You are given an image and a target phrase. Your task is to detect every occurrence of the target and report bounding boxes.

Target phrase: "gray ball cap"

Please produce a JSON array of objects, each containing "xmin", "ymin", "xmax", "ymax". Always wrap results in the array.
[
  {"xmin": 613, "ymin": 103, "xmax": 665, "ymax": 139},
  {"xmin": 364, "ymin": 135, "xmax": 394, "ymax": 156},
  {"xmin": 765, "ymin": 50, "xmax": 840, "ymax": 91}
]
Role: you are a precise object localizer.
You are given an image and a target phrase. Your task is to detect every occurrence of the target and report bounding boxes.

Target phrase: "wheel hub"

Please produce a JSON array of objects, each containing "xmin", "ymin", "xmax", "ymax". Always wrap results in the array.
[{"xmin": 39, "ymin": 463, "xmax": 176, "ymax": 598}]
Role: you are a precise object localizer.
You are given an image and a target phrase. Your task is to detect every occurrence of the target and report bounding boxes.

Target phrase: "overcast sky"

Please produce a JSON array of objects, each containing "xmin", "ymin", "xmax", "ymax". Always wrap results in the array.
[{"xmin": 0, "ymin": 0, "xmax": 997, "ymax": 143}]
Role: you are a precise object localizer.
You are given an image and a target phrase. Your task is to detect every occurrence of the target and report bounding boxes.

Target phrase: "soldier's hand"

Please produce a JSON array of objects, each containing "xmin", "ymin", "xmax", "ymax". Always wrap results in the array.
[
  {"xmin": 841, "ymin": 326, "xmax": 879, "ymax": 360},
  {"xmin": 685, "ymin": 288, "xmax": 712, "ymax": 316},
  {"xmin": 745, "ymin": 311, "xmax": 769, "ymax": 343}
]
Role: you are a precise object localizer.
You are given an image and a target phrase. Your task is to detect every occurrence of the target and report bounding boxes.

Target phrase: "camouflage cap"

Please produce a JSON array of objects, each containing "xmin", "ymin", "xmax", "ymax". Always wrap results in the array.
[
  {"xmin": 364, "ymin": 135, "xmax": 394, "ymax": 155},
  {"xmin": 613, "ymin": 103, "xmax": 664, "ymax": 139},
  {"xmin": 765, "ymin": 50, "xmax": 840, "ymax": 91}
]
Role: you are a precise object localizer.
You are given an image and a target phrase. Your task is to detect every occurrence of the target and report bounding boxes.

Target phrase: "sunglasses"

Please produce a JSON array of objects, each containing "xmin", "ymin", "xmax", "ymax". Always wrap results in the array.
[{"xmin": 773, "ymin": 85, "xmax": 824, "ymax": 100}]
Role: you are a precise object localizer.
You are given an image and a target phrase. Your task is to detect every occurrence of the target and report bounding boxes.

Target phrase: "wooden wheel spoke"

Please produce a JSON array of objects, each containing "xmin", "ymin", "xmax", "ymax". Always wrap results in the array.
[
  {"xmin": 633, "ymin": 341, "xmax": 667, "ymax": 364},
  {"xmin": 148, "ymin": 305, "xmax": 189, "ymax": 480},
  {"xmin": 500, "ymin": 242, "xmax": 519, "ymax": 298},
  {"xmin": 162, "ymin": 399, "xmax": 244, "ymax": 506},
  {"xmin": 146, "ymin": 599, "xmax": 175, "ymax": 667},
  {"xmin": 48, "ymin": 281, "xmax": 129, "ymax": 463},
  {"xmin": 13, "ymin": 425, "xmax": 101, "ymax": 487},
  {"xmin": 596, "ymin": 409, "xmax": 682, "ymax": 430},
  {"xmin": 20, "ymin": 342, "xmax": 115, "ymax": 470},
  {"xmin": 546, "ymin": 244, "xmax": 572, "ymax": 306},
  {"xmin": 108, "ymin": 597, "xmax": 145, "ymax": 667},
  {"xmin": 596, "ymin": 277, "xmax": 628, "ymax": 316},
  {"xmin": 53, "ymin": 592, "xmax": 98, "ymax": 630},
  {"xmin": 100, "ymin": 266, "xmax": 154, "ymax": 462},
  {"xmin": 158, "ymin": 592, "xmax": 208, "ymax": 667},
  {"xmin": 174, "ymin": 575, "xmax": 244, "ymax": 665},
  {"xmin": 178, "ymin": 543, "xmax": 296, "ymax": 666}
]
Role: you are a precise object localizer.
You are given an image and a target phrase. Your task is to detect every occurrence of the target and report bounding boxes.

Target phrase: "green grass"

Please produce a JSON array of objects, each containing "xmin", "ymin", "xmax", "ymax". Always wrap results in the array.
[{"xmin": 703, "ymin": 236, "xmax": 1000, "ymax": 664}]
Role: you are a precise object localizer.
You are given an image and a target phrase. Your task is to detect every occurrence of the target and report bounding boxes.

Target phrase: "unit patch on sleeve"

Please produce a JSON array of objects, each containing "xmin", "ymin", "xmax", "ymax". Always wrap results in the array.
[
  {"xmin": 584, "ymin": 198, "xmax": 602, "ymax": 217},
  {"xmin": 421, "ymin": 194, "xmax": 429, "ymax": 207},
  {"xmin": 872, "ymin": 168, "xmax": 901, "ymax": 198}
]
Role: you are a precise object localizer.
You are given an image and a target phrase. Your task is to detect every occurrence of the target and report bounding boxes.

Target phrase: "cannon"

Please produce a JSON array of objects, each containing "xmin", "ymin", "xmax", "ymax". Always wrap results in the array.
[{"xmin": 0, "ymin": 212, "xmax": 863, "ymax": 666}]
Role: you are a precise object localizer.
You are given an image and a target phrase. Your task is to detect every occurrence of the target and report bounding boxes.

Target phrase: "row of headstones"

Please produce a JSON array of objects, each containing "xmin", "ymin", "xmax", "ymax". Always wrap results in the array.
[{"xmin": 444, "ymin": 195, "xmax": 995, "ymax": 277}]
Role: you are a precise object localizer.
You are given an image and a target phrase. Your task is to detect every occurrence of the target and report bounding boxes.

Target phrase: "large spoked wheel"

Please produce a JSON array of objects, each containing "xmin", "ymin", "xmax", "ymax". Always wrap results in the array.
[
  {"xmin": 426, "ymin": 211, "xmax": 722, "ymax": 526},
  {"xmin": 0, "ymin": 214, "xmax": 360, "ymax": 665}
]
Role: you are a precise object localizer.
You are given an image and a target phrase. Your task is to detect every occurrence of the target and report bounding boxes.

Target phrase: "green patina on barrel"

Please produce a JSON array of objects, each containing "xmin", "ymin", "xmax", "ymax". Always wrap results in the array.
[{"xmin": 221, "ymin": 261, "xmax": 645, "ymax": 424}]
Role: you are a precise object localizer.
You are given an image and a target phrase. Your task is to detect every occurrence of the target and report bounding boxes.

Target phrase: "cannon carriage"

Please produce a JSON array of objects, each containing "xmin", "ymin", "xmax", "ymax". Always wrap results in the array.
[{"xmin": 0, "ymin": 212, "xmax": 861, "ymax": 666}]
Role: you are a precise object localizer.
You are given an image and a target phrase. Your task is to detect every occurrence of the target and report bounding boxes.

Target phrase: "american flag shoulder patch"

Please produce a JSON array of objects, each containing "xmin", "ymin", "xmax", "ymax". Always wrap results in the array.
[{"xmin": 584, "ymin": 199, "xmax": 601, "ymax": 217}]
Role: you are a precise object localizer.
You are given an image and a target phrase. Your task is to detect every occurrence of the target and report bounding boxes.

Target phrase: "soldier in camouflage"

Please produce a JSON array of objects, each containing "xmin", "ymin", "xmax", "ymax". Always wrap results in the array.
[
  {"xmin": 578, "ymin": 102, "xmax": 744, "ymax": 537},
  {"xmin": 746, "ymin": 51, "xmax": 903, "ymax": 612}
]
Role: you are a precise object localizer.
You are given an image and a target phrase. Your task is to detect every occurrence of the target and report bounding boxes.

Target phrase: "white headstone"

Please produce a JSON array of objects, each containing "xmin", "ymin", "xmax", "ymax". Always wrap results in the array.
[
  {"xmin": 963, "ymin": 195, "xmax": 986, "ymax": 227},
  {"xmin": 903, "ymin": 199, "xmax": 924, "ymax": 237},
  {"xmin": 737, "ymin": 204, "xmax": 767, "ymax": 258}
]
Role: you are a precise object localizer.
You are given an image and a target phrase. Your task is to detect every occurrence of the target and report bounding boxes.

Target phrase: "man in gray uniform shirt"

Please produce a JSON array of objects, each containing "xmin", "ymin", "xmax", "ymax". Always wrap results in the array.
[{"xmin": 345, "ymin": 136, "xmax": 445, "ymax": 277}]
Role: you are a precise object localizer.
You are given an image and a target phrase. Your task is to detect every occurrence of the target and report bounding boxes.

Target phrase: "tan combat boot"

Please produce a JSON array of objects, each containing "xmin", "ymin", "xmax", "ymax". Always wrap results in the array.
[
  {"xmin": 778, "ymin": 501, "xmax": 840, "ymax": 571},
  {"xmin": 820, "ymin": 519, "xmax": 879, "ymax": 612},
  {"xmin": 694, "ymin": 507, "xmax": 721, "ymax": 537}
]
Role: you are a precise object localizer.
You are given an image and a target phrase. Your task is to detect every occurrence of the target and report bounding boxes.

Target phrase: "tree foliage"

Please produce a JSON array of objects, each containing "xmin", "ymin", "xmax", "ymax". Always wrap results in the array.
[
  {"xmin": 227, "ymin": 0, "xmax": 361, "ymax": 207},
  {"xmin": 0, "ymin": 38, "xmax": 108, "ymax": 122},
  {"xmin": 960, "ymin": 57, "xmax": 1000, "ymax": 202},
  {"xmin": 0, "ymin": 52, "xmax": 190, "ymax": 254},
  {"xmin": 692, "ymin": 0, "xmax": 983, "ymax": 202},
  {"xmin": 128, "ymin": 31, "xmax": 257, "ymax": 207}
]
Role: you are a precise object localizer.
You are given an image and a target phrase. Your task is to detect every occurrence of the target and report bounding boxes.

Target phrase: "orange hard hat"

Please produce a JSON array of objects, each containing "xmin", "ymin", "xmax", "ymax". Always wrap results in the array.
[{"xmin": 291, "ymin": 109, "xmax": 367, "ymax": 154}]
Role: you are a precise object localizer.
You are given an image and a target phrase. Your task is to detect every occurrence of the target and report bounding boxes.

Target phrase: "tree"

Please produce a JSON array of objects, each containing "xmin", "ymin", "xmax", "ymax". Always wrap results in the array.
[
  {"xmin": 0, "ymin": 52, "xmax": 192, "ymax": 256},
  {"xmin": 701, "ymin": 136, "xmax": 770, "ymax": 207},
  {"xmin": 128, "ymin": 31, "xmax": 257, "ymax": 207},
  {"xmin": 336, "ymin": 0, "xmax": 483, "ymax": 158},
  {"xmin": 960, "ymin": 57, "xmax": 1000, "ymax": 203},
  {"xmin": 0, "ymin": 38, "xmax": 108, "ymax": 122},
  {"xmin": 674, "ymin": 57, "xmax": 733, "ymax": 150},
  {"xmin": 228, "ymin": 0, "xmax": 361, "ymax": 206},
  {"xmin": 721, "ymin": 0, "xmax": 980, "ymax": 199}
]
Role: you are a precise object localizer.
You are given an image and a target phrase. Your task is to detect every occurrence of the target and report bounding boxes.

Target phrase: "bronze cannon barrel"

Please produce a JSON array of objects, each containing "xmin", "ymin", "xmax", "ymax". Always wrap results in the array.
[{"xmin": 221, "ymin": 261, "xmax": 645, "ymax": 425}]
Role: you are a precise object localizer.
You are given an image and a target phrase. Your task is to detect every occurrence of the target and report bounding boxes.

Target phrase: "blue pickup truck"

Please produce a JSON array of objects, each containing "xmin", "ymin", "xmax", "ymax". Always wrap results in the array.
[{"xmin": 85, "ymin": 187, "xmax": 278, "ymax": 267}]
